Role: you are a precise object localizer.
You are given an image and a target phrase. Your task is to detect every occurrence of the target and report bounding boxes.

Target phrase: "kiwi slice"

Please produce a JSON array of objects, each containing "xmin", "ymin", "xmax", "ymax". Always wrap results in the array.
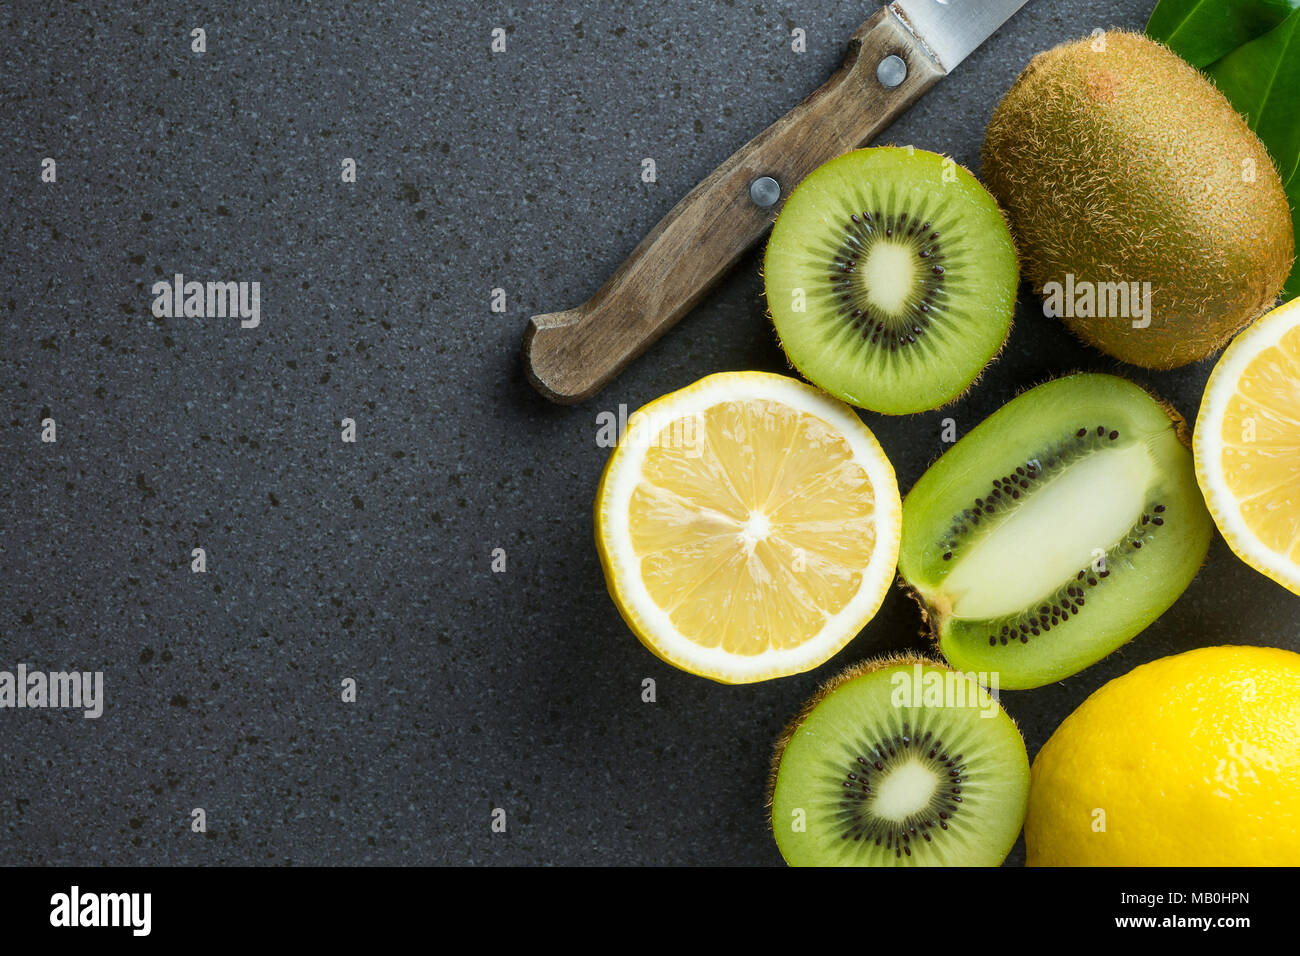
[
  {"xmin": 769, "ymin": 655, "xmax": 1029, "ymax": 866},
  {"xmin": 899, "ymin": 374, "xmax": 1213, "ymax": 689},
  {"xmin": 763, "ymin": 147, "xmax": 1018, "ymax": 415}
]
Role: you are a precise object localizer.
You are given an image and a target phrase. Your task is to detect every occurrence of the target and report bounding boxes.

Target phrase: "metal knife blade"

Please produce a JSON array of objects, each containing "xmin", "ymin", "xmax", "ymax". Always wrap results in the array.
[{"xmin": 889, "ymin": 0, "xmax": 1031, "ymax": 73}]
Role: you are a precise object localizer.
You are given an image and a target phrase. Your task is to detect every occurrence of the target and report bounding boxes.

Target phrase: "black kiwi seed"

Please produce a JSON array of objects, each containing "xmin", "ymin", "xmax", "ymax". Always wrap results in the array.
[
  {"xmin": 829, "ymin": 210, "xmax": 950, "ymax": 350},
  {"xmin": 929, "ymin": 420, "xmax": 1184, "ymax": 653},
  {"xmin": 979, "ymin": 492, "xmax": 1174, "ymax": 647},
  {"xmin": 834, "ymin": 730, "xmax": 968, "ymax": 856}
]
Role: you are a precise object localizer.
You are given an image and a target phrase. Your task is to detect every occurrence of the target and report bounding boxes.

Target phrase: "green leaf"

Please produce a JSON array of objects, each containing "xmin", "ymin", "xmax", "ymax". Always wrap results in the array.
[
  {"xmin": 1146, "ymin": 0, "xmax": 1300, "ymax": 66},
  {"xmin": 1207, "ymin": 9, "xmax": 1300, "ymax": 298},
  {"xmin": 1208, "ymin": 10, "xmax": 1300, "ymax": 183}
]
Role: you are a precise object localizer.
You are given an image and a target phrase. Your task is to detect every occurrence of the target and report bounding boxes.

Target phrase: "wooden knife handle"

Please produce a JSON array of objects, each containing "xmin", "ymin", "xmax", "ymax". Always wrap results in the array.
[{"xmin": 523, "ymin": 6, "xmax": 945, "ymax": 404}]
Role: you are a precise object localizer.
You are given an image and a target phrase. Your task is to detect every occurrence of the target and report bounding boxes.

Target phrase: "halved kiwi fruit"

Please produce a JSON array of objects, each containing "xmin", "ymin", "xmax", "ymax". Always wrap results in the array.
[
  {"xmin": 899, "ymin": 374, "xmax": 1213, "ymax": 689},
  {"xmin": 769, "ymin": 655, "xmax": 1029, "ymax": 866},
  {"xmin": 763, "ymin": 147, "xmax": 1018, "ymax": 415}
]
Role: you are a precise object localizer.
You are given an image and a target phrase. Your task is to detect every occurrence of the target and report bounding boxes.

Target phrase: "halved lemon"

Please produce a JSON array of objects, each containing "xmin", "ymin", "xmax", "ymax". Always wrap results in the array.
[
  {"xmin": 595, "ymin": 371, "xmax": 902, "ymax": 684},
  {"xmin": 1195, "ymin": 298, "xmax": 1300, "ymax": 595}
]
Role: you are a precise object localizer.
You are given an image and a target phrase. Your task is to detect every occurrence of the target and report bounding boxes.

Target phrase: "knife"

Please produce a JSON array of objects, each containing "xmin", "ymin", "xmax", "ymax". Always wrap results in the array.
[{"xmin": 523, "ymin": 0, "xmax": 1032, "ymax": 404}]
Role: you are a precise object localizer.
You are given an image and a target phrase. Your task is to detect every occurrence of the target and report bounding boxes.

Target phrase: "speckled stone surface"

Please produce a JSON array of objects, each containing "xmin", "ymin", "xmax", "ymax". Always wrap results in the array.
[{"xmin": 1, "ymin": 0, "xmax": 1294, "ymax": 866}]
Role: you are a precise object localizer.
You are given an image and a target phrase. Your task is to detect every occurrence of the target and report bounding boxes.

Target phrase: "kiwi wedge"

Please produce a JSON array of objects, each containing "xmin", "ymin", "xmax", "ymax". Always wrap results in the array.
[
  {"xmin": 899, "ymin": 374, "xmax": 1212, "ymax": 689},
  {"xmin": 763, "ymin": 147, "xmax": 1018, "ymax": 415},
  {"xmin": 769, "ymin": 655, "xmax": 1029, "ymax": 867}
]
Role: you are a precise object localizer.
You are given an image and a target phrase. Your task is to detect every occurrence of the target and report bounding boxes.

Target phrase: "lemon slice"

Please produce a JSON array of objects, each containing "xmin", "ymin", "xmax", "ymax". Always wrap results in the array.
[
  {"xmin": 1195, "ymin": 298, "xmax": 1300, "ymax": 595},
  {"xmin": 595, "ymin": 372, "xmax": 901, "ymax": 684}
]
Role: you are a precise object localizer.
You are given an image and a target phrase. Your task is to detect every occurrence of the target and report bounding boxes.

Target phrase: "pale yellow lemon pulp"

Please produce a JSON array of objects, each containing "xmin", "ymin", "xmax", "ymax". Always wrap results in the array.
[
  {"xmin": 1196, "ymin": 298, "xmax": 1300, "ymax": 594},
  {"xmin": 595, "ymin": 372, "xmax": 901, "ymax": 683}
]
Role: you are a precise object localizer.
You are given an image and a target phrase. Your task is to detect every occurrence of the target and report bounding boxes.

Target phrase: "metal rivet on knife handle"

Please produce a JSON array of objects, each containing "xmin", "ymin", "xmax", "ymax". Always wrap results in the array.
[
  {"xmin": 522, "ymin": 0, "xmax": 1042, "ymax": 403},
  {"xmin": 877, "ymin": 54, "xmax": 907, "ymax": 87},
  {"xmin": 749, "ymin": 176, "xmax": 781, "ymax": 208}
]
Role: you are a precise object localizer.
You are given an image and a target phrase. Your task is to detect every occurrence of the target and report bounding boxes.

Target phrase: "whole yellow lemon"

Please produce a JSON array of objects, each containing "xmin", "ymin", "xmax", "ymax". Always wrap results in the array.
[{"xmin": 1026, "ymin": 645, "xmax": 1300, "ymax": 865}]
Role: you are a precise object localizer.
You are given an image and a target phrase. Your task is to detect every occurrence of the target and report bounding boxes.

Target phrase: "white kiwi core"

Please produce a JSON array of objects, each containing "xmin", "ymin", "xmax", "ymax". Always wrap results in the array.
[
  {"xmin": 858, "ymin": 241, "xmax": 918, "ymax": 315},
  {"xmin": 873, "ymin": 759, "xmax": 941, "ymax": 821},
  {"xmin": 937, "ymin": 443, "xmax": 1155, "ymax": 620}
]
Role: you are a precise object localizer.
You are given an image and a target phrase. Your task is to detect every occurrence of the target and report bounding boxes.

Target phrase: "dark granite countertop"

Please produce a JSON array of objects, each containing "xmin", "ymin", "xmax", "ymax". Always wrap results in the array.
[{"xmin": 2, "ymin": 0, "xmax": 1294, "ymax": 865}]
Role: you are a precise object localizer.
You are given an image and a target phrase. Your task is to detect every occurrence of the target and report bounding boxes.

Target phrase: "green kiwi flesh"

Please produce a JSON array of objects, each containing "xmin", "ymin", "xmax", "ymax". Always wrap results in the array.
[
  {"xmin": 763, "ymin": 147, "xmax": 1018, "ymax": 415},
  {"xmin": 899, "ymin": 374, "xmax": 1212, "ymax": 689},
  {"xmin": 769, "ymin": 655, "xmax": 1029, "ymax": 866}
]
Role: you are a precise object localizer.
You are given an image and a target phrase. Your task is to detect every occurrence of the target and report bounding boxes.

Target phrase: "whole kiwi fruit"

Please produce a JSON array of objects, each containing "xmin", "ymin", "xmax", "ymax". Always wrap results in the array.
[{"xmin": 982, "ymin": 31, "xmax": 1293, "ymax": 369}]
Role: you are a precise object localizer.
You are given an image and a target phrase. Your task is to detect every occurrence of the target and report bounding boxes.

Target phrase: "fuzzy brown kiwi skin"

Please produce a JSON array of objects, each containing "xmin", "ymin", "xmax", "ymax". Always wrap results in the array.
[
  {"xmin": 765, "ymin": 653, "xmax": 951, "ymax": 817},
  {"xmin": 760, "ymin": 147, "xmax": 1020, "ymax": 414},
  {"xmin": 1158, "ymin": 397, "xmax": 1194, "ymax": 451},
  {"xmin": 899, "ymin": 581, "xmax": 946, "ymax": 663},
  {"xmin": 896, "ymin": 372, "xmax": 1201, "ymax": 657},
  {"xmin": 982, "ymin": 31, "xmax": 1293, "ymax": 370}
]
